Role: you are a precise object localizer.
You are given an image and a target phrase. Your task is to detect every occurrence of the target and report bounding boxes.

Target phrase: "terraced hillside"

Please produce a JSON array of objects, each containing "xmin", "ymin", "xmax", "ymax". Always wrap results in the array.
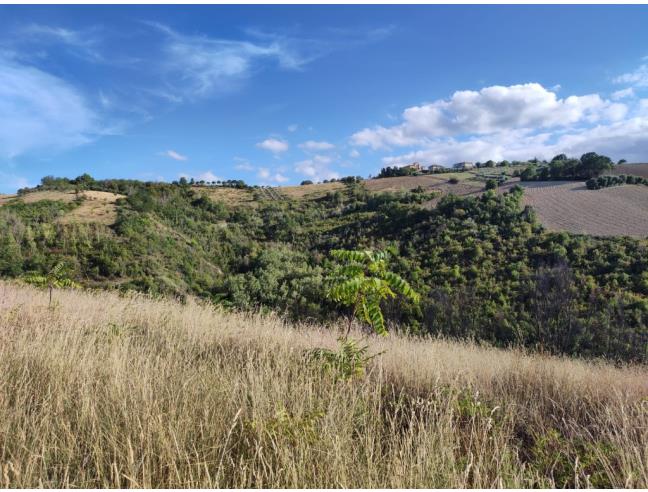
[{"xmin": 521, "ymin": 181, "xmax": 648, "ymax": 238}]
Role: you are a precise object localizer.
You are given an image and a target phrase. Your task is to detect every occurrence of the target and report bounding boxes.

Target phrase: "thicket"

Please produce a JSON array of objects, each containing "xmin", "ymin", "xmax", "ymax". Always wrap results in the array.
[
  {"xmin": 1, "ymin": 177, "xmax": 646, "ymax": 361},
  {"xmin": 521, "ymin": 152, "xmax": 614, "ymax": 181},
  {"xmin": 586, "ymin": 174, "xmax": 648, "ymax": 190}
]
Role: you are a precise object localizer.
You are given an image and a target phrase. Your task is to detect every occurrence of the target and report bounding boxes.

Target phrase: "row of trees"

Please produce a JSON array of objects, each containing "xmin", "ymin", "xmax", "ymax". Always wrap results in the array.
[{"xmin": 520, "ymin": 152, "xmax": 615, "ymax": 181}]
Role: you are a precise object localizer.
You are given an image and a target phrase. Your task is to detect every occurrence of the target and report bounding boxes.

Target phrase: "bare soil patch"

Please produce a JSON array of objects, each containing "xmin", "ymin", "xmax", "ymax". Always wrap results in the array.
[{"xmin": 521, "ymin": 181, "xmax": 648, "ymax": 238}]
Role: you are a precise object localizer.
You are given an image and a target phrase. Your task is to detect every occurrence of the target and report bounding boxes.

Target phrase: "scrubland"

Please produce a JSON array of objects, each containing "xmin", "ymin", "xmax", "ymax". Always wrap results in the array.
[{"xmin": 0, "ymin": 283, "xmax": 647, "ymax": 488}]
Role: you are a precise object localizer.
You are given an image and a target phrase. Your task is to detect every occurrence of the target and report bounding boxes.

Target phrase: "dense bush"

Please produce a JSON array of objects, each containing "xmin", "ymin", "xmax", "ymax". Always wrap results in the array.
[
  {"xmin": 521, "ymin": 152, "xmax": 614, "ymax": 182},
  {"xmin": 586, "ymin": 174, "xmax": 648, "ymax": 190}
]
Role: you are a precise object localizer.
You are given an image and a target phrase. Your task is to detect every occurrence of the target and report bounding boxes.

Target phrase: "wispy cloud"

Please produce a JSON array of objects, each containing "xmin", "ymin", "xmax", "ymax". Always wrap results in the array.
[
  {"xmin": 162, "ymin": 150, "xmax": 188, "ymax": 161},
  {"xmin": 614, "ymin": 63, "xmax": 648, "ymax": 88},
  {"xmin": 147, "ymin": 22, "xmax": 315, "ymax": 100},
  {"xmin": 0, "ymin": 55, "xmax": 99, "ymax": 159},
  {"xmin": 256, "ymin": 138, "xmax": 289, "ymax": 154},
  {"xmin": 17, "ymin": 23, "xmax": 105, "ymax": 63},
  {"xmin": 299, "ymin": 140, "xmax": 335, "ymax": 151}
]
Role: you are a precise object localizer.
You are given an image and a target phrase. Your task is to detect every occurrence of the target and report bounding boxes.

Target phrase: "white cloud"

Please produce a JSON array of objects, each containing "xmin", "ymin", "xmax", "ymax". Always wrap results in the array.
[
  {"xmin": 178, "ymin": 170, "xmax": 221, "ymax": 182},
  {"xmin": 294, "ymin": 154, "xmax": 339, "ymax": 182},
  {"xmin": 257, "ymin": 167, "xmax": 288, "ymax": 183},
  {"xmin": 256, "ymin": 138, "xmax": 289, "ymax": 154},
  {"xmin": 0, "ymin": 56, "xmax": 98, "ymax": 159},
  {"xmin": 611, "ymin": 88, "xmax": 635, "ymax": 100},
  {"xmin": 352, "ymin": 83, "xmax": 626, "ymax": 150},
  {"xmin": 163, "ymin": 149, "xmax": 188, "ymax": 161},
  {"xmin": 196, "ymin": 171, "xmax": 220, "ymax": 182},
  {"xmin": 349, "ymin": 149, "xmax": 360, "ymax": 158},
  {"xmin": 382, "ymin": 115, "xmax": 648, "ymax": 167},
  {"xmin": 287, "ymin": 124, "xmax": 298, "ymax": 132},
  {"xmin": 351, "ymin": 81, "xmax": 648, "ymax": 168},
  {"xmin": 614, "ymin": 64, "xmax": 648, "ymax": 88},
  {"xmin": 299, "ymin": 140, "xmax": 335, "ymax": 151}
]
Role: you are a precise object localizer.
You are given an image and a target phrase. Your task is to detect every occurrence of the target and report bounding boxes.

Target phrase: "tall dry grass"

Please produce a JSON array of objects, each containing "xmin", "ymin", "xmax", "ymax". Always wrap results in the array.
[{"xmin": 0, "ymin": 282, "xmax": 646, "ymax": 488}]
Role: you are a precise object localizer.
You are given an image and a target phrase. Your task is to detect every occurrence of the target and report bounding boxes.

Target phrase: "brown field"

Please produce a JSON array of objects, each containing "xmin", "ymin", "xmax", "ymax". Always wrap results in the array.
[
  {"xmin": 1, "ymin": 282, "xmax": 646, "ymax": 488},
  {"xmin": 521, "ymin": 181, "xmax": 648, "ymax": 238},
  {"xmin": 609, "ymin": 163, "xmax": 648, "ymax": 178},
  {"xmin": 279, "ymin": 181, "xmax": 344, "ymax": 200}
]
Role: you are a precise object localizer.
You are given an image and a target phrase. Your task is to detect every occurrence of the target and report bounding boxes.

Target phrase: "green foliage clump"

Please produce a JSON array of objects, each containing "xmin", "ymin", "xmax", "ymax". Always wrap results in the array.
[{"xmin": 327, "ymin": 249, "xmax": 419, "ymax": 335}]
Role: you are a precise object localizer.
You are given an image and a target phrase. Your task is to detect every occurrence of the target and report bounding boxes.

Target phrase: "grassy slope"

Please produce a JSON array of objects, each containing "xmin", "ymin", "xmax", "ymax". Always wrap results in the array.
[{"xmin": 1, "ymin": 282, "xmax": 646, "ymax": 488}]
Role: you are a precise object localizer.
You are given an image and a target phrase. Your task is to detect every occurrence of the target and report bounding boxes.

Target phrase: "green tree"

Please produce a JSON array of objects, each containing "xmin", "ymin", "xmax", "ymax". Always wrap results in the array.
[
  {"xmin": 22, "ymin": 262, "xmax": 80, "ymax": 307},
  {"xmin": 327, "ymin": 249, "xmax": 420, "ymax": 335}
]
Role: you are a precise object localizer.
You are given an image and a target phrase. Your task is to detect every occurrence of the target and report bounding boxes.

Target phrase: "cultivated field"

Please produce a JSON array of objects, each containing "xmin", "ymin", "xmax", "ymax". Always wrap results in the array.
[
  {"xmin": 609, "ymin": 163, "xmax": 648, "ymax": 178},
  {"xmin": 521, "ymin": 181, "xmax": 648, "ymax": 238},
  {"xmin": 1, "ymin": 282, "xmax": 646, "ymax": 488}
]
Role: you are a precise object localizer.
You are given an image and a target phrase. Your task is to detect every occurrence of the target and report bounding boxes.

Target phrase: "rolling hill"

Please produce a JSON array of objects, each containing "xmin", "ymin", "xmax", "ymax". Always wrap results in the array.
[{"xmin": 0, "ymin": 169, "xmax": 646, "ymax": 362}]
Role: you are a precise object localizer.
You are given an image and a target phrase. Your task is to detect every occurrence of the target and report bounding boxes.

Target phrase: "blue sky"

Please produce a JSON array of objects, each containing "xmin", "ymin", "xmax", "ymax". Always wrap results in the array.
[{"xmin": 2, "ymin": 5, "xmax": 648, "ymax": 192}]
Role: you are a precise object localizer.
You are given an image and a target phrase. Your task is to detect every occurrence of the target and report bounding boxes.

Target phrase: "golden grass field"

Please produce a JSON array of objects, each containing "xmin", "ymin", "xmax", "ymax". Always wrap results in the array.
[
  {"xmin": 521, "ymin": 181, "xmax": 648, "ymax": 238},
  {"xmin": 0, "ymin": 190, "xmax": 124, "ymax": 225},
  {"xmin": 278, "ymin": 181, "xmax": 345, "ymax": 200},
  {"xmin": 1, "ymin": 282, "xmax": 646, "ymax": 488}
]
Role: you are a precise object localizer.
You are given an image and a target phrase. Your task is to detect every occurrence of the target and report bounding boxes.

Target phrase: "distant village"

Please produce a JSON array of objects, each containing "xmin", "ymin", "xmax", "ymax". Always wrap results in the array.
[{"xmin": 403, "ymin": 161, "xmax": 475, "ymax": 173}]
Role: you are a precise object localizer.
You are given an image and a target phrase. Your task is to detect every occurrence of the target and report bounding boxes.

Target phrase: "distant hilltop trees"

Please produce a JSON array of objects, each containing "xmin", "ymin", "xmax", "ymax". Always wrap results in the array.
[{"xmin": 520, "ymin": 152, "xmax": 614, "ymax": 181}]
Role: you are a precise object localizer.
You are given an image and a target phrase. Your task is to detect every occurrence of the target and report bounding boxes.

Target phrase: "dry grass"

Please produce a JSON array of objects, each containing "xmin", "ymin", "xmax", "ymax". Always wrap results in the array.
[
  {"xmin": 193, "ymin": 186, "xmax": 256, "ymax": 206},
  {"xmin": 59, "ymin": 191, "xmax": 124, "ymax": 225},
  {"xmin": 522, "ymin": 181, "xmax": 648, "ymax": 238},
  {"xmin": 279, "ymin": 181, "xmax": 345, "ymax": 200},
  {"xmin": 0, "ymin": 282, "xmax": 646, "ymax": 488},
  {"xmin": 0, "ymin": 190, "xmax": 124, "ymax": 225}
]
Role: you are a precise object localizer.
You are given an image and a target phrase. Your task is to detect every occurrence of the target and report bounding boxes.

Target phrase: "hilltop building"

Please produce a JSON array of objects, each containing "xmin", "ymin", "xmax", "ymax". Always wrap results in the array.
[
  {"xmin": 428, "ymin": 164, "xmax": 445, "ymax": 172},
  {"xmin": 403, "ymin": 162, "xmax": 423, "ymax": 172}
]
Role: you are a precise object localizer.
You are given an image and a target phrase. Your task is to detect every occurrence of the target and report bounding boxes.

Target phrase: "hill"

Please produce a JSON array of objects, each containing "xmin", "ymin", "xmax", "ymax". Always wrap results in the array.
[
  {"xmin": 0, "ymin": 176, "xmax": 646, "ymax": 362},
  {"xmin": 1, "ymin": 282, "xmax": 646, "ymax": 488}
]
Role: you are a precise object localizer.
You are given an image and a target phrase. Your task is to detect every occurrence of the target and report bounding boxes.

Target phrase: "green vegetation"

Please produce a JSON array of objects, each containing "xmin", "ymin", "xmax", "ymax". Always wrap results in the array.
[
  {"xmin": 327, "ymin": 249, "xmax": 420, "ymax": 335},
  {"xmin": 521, "ymin": 152, "xmax": 614, "ymax": 181},
  {"xmin": 1, "ymin": 172, "xmax": 646, "ymax": 362},
  {"xmin": 586, "ymin": 174, "xmax": 648, "ymax": 190}
]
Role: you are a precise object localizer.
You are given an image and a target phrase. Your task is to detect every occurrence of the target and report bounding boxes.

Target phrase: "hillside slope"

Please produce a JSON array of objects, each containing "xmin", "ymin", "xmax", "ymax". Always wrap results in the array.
[
  {"xmin": 1, "ymin": 180, "xmax": 646, "ymax": 362},
  {"xmin": 1, "ymin": 282, "xmax": 646, "ymax": 488}
]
